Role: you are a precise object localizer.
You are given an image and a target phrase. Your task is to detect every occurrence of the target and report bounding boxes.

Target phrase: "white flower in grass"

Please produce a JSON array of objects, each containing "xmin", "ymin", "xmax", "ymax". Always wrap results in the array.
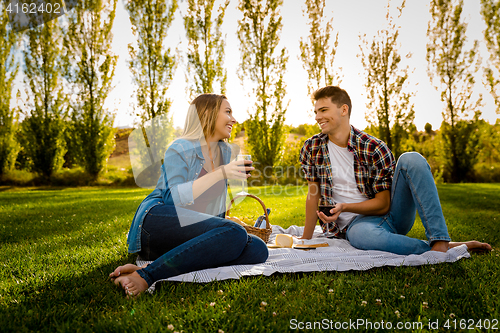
[
  {"xmin": 328, "ymin": 289, "xmax": 333, "ymax": 293},
  {"xmin": 217, "ymin": 290, "xmax": 224, "ymax": 295},
  {"xmin": 400, "ymin": 295, "xmax": 405, "ymax": 299},
  {"xmin": 167, "ymin": 324, "xmax": 174, "ymax": 331},
  {"xmin": 210, "ymin": 302, "xmax": 216, "ymax": 307},
  {"xmin": 375, "ymin": 299, "xmax": 382, "ymax": 306},
  {"xmin": 218, "ymin": 330, "xmax": 224, "ymax": 333},
  {"xmin": 422, "ymin": 302, "xmax": 429, "ymax": 309},
  {"xmin": 361, "ymin": 301, "xmax": 367, "ymax": 306},
  {"xmin": 394, "ymin": 310, "xmax": 400, "ymax": 318},
  {"xmin": 261, "ymin": 301, "xmax": 267, "ymax": 307},
  {"xmin": 273, "ymin": 312, "xmax": 277, "ymax": 317}
]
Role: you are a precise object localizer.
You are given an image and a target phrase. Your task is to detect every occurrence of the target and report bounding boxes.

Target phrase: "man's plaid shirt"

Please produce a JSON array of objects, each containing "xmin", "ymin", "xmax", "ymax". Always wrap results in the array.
[{"xmin": 299, "ymin": 126, "xmax": 395, "ymax": 237}]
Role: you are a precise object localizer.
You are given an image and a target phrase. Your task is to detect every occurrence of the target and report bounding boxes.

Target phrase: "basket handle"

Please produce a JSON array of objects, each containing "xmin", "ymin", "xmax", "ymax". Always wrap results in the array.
[{"xmin": 226, "ymin": 194, "xmax": 270, "ymax": 229}]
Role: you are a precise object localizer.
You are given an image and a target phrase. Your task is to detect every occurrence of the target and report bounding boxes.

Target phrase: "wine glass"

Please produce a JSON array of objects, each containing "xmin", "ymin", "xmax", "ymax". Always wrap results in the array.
[
  {"xmin": 319, "ymin": 197, "xmax": 336, "ymax": 237},
  {"xmin": 236, "ymin": 154, "xmax": 252, "ymax": 196}
]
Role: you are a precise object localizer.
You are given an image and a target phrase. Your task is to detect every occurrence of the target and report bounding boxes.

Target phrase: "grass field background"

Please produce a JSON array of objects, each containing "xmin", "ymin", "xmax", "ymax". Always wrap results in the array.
[{"xmin": 0, "ymin": 184, "xmax": 499, "ymax": 332}]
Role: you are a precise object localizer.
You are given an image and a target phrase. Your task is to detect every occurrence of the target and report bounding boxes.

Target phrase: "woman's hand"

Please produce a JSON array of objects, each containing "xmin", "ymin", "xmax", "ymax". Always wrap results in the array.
[
  {"xmin": 316, "ymin": 203, "xmax": 344, "ymax": 224},
  {"xmin": 220, "ymin": 160, "xmax": 254, "ymax": 180}
]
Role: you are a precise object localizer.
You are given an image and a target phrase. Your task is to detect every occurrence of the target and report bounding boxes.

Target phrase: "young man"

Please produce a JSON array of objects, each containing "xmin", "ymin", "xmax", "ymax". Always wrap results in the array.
[{"xmin": 299, "ymin": 86, "xmax": 491, "ymax": 255}]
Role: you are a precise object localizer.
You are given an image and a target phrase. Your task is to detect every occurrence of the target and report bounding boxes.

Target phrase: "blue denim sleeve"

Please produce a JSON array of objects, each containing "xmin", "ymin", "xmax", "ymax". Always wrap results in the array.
[{"xmin": 162, "ymin": 141, "xmax": 195, "ymax": 206}]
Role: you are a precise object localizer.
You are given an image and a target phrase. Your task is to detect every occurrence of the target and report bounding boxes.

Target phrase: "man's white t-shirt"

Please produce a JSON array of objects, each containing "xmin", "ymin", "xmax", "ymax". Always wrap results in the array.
[{"xmin": 327, "ymin": 140, "xmax": 368, "ymax": 230}]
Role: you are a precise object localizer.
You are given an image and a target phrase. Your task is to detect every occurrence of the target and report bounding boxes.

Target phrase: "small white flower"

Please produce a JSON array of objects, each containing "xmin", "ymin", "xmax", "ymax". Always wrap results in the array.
[
  {"xmin": 400, "ymin": 295, "xmax": 405, "ymax": 299},
  {"xmin": 328, "ymin": 289, "xmax": 334, "ymax": 293},
  {"xmin": 272, "ymin": 311, "xmax": 277, "ymax": 317},
  {"xmin": 217, "ymin": 290, "xmax": 224, "ymax": 295},
  {"xmin": 260, "ymin": 301, "xmax": 267, "ymax": 307},
  {"xmin": 210, "ymin": 302, "xmax": 216, "ymax": 307},
  {"xmin": 167, "ymin": 324, "xmax": 174, "ymax": 331},
  {"xmin": 394, "ymin": 310, "xmax": 400, "ymax": 318},
  {"xmin": 361, "ymin": 300, "xmax": 367, "ymax": 306},
  {"xmin": 218, "ymin": 330, "xmax": 224, "ymax": 333}
]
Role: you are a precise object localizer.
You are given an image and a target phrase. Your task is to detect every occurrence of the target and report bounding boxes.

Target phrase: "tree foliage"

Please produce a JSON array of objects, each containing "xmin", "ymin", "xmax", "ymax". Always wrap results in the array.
[
  {"xmin": 426, "ymin": 0, "xmax": 481, "ymax": 182},
  {"xmin": 299, "ymin": 0, "xmax": 341, "ymax": 103},
  {"xmin": 21, "ymin": 19, "xmax": 66, "ymax": 178},
  {"xmin": 63, "ymin": 0, "xmax": 117, "ymax": 180},
  {"xmin": 0, "ymin": 7, "xmax": 20, "ymax": 175},
  {"xmin": 184, "ymin": 0, "xmax": 228, "ymax": 98},
  {"xmin": 480, "ymin": 0, "xmax": 500, "ymax": 113},
  {"xmin": 125, "ymin": 0, "xmax": 177, "ymax": 122},
  {"xmin": 237, "ymin": 0, "xmax": 288, "ymax": 169},
  {"xmin": 359, "ymin": 0, "xmax": 415, "ymax": 159}
]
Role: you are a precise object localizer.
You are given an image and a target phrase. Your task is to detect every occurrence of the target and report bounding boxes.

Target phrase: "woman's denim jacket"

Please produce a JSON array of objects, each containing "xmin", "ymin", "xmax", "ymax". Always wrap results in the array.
[{"xmin": 127, "ymin": 139, "xmax": 232, "ymax": 253}]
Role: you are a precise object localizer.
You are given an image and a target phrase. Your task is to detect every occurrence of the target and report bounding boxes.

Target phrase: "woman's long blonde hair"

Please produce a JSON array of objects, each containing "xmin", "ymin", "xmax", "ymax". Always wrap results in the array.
[{"xmin": 179, "ymin": 94, "xmax": 227, "ymax": 142}]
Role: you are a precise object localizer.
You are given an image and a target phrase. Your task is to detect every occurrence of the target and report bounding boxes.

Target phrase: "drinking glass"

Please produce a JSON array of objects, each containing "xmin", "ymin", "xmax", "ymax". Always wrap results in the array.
[
  {"xmin": 319, "ymin": 197, "xmax": 336, "ymax": 237},
  {"xmin": 236, "ymin": 154, "xmax": 252, "ymax": 196}
]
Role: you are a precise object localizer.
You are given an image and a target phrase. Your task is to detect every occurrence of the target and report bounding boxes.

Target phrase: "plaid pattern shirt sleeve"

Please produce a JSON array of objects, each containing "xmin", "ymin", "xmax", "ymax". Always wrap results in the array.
[
  {"xmin": 349, "ymin": 127, "xmax": 395, "ymax": 199},
  {"xmin": 299, "ymin": 137, "xmax": 321, "ymax": 183},
  {"xmin": 370, "ymin": 143, "xmax": 395, "ymax": 194}
]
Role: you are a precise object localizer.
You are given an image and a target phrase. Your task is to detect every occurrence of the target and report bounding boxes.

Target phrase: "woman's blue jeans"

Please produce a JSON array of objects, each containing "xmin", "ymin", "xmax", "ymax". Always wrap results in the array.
[
  {"xmin": 136, "ymin": 205, "xmax": 269, "ymax": 286},
  {"xmin": 346, "ymin": 152, "xmax": 451, "ymax": 255}
]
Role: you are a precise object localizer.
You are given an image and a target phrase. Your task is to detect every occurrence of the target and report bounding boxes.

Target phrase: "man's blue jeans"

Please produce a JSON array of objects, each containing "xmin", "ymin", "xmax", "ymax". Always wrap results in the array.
[
  {"xmin": 346, "ymin": 152, "xmax": 451, "ymax": 255},
  {"xmin": 136, "ymin": 205, "xmax": 269, "ymax": 286}
]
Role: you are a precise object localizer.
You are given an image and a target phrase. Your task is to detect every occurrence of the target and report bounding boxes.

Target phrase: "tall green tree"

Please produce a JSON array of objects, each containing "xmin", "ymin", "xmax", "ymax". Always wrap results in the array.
[
  {"xmin": 21, "ymin": 19, "xmax": 66, "ymax": 178},
  {"xmin": 299, "ymin": 0, "xmax": 341, "ymax": 103},
  {"xmin": 237, "ymin": 0, "xmax": 288, "ymax": 170},
  {"xmin": 63, "ymin": 0, "xmax": 117, "ymax": 180},
  {"xmin": 0, "ymin": 7, "xmax": 20, "ymax": 175},
  {"xmin": 184, "ymin": 0, "xmax": 229, "ymax": 98},
  {"xmin": 125, "ymin": 0, "xmax": 178, "ymax": 184},
  {"xmin": 125, "ymin": 0, "xmax": 177, "ymax": 122},
  {"xmin": 427, "ymin": 0, "xmax": 481, "ymax": 182},
  {"xmin": 359, "ymin": 0, "xmax": 415, "ymax": 159},
  {"xmin": 480, "ymin": 0, "xmax": 500, "ymax": 113}
]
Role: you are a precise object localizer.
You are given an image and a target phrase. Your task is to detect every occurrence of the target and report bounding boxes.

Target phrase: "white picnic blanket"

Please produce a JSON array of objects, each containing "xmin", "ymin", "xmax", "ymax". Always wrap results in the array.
[{"xmin": 138, "ymin": 225, "xmax": 470, "ymax": 292}]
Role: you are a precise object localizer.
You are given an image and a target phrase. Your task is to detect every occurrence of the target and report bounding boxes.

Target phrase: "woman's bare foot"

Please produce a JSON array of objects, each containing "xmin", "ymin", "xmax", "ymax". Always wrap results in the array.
[
  {"xmin": 431, "ymin": 240, "xmax": 492, "ymax": 253},
  {"xmin": 114, "ymin": 271, "xmax": 149, "ymax": 298},
  {"xmin": 110, "ymin": 263, "xmax": 149, "ymax": 281},
  {"xmin": 109, "ymin": 264, "xmax": 141, "ymax": 280},
  {"xmin": 449, "ymin": 241, "xmax": 492, "ymax": 253}
]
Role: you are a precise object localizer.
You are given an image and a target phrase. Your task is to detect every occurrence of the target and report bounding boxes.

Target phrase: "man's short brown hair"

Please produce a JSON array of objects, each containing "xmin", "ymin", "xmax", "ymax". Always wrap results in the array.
[{"xmin": 313, "ymin": 86, "xmax": 352, "ymax": 117}]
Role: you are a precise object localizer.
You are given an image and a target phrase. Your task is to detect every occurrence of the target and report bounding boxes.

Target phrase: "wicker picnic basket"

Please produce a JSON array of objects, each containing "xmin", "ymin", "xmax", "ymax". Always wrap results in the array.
[{"xmin": 226, "ymin": 194, "xmax": 272, "ymax": 243}]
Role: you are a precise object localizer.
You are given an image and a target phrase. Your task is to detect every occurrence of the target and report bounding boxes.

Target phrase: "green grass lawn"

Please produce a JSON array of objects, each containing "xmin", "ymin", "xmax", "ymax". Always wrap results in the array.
[{"xmin": 0, "ymin": 184, "xmax": 499, "ymax": 332}]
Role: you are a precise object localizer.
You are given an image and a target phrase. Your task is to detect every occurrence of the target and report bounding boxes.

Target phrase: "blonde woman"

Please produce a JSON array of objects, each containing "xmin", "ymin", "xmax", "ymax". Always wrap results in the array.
[{"xmin": 111, "ymin": 94, "xmax": 268, "ymax": 297}]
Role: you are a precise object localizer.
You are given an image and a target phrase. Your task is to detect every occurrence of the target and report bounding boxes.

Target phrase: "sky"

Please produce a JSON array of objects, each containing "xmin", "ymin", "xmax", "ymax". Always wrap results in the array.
[{"xmin": 13, "ymin": 0, "xmax": 500, "ymax": 131}]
